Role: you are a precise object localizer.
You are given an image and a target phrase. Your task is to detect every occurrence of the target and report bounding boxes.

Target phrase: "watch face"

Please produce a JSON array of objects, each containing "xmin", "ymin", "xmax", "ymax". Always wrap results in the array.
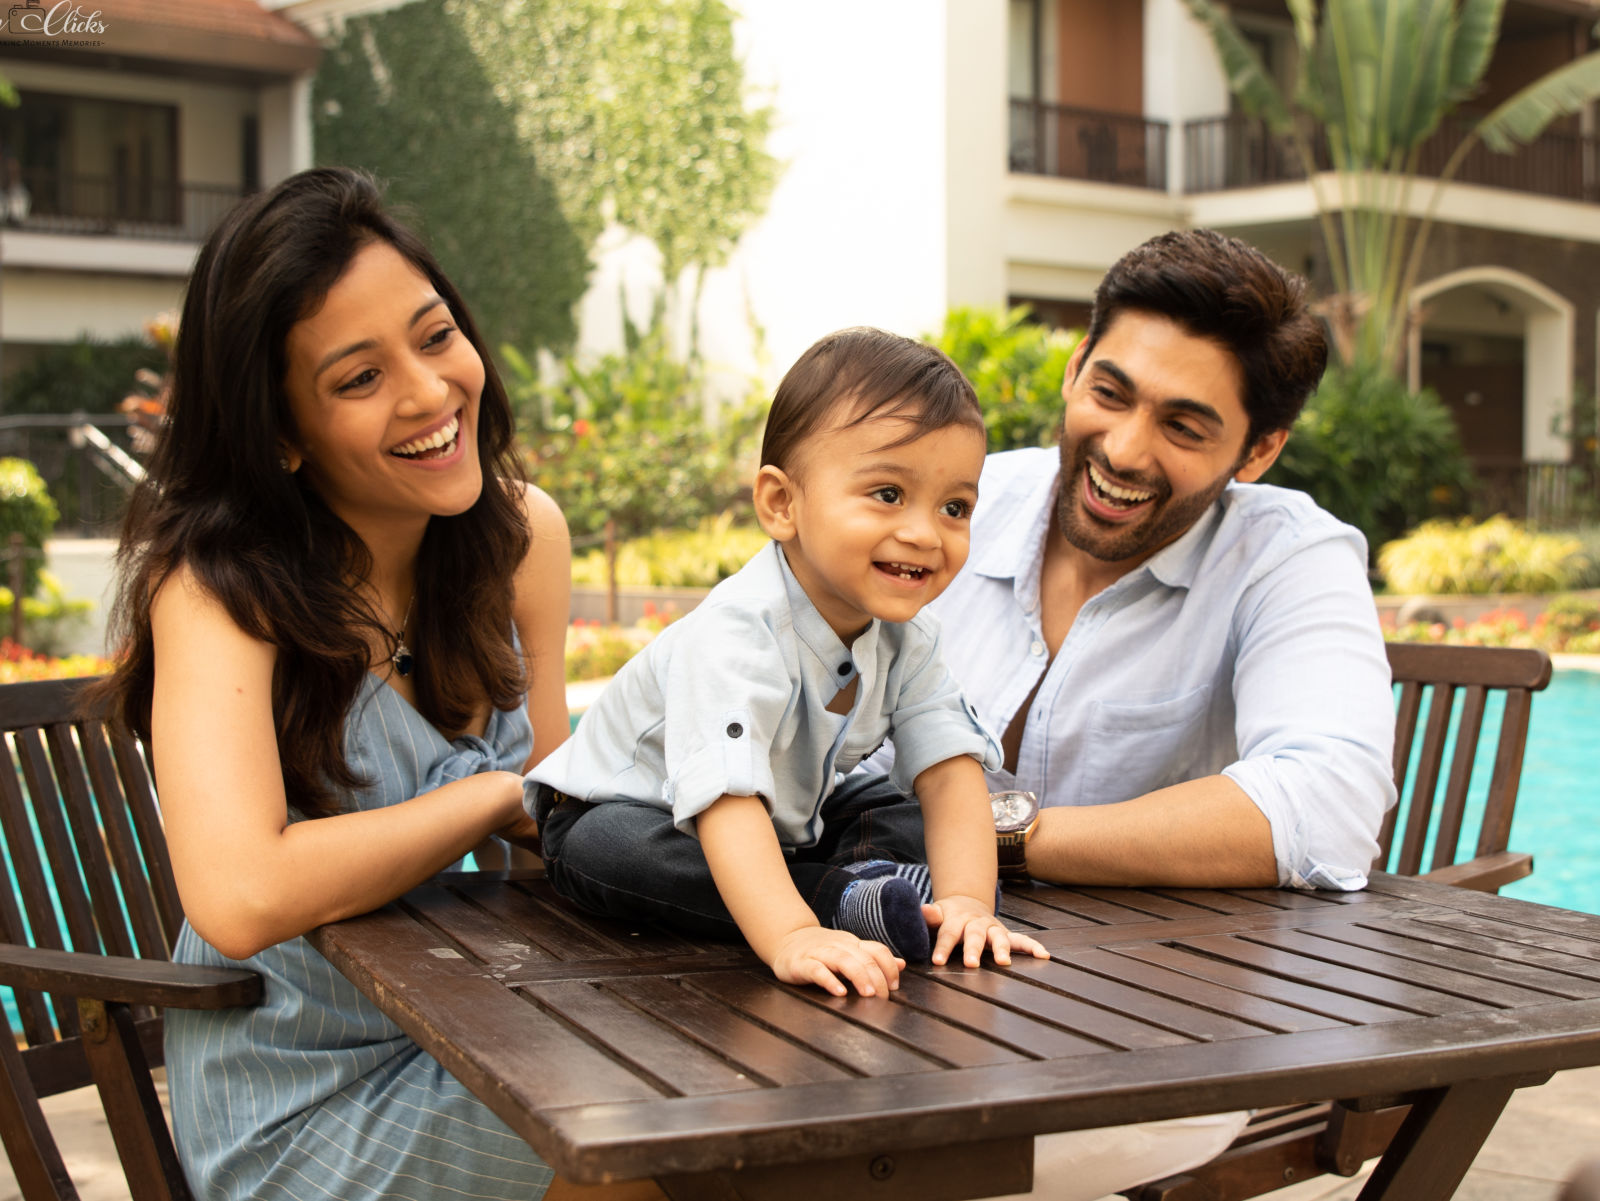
[{"xmin": 990, "ymin": 790, "xmax": 1039, "ymax": 833}]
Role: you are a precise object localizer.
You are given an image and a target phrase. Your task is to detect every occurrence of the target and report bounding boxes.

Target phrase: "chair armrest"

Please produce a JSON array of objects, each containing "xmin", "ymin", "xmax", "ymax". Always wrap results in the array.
[
  {"xmin": 0, "ymin": 944, "xmax": 261, "ymax": 1009},
  {"xmin": 1420, "ymin": 851, "xmax": 1533, "ymax": 894}
]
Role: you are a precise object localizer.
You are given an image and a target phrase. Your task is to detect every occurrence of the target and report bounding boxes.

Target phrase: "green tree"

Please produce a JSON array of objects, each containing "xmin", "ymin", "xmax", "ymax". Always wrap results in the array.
[
  {"xmin": 314, "ymin": 0, "xmax": 777, "ymax": 357},
  {"xmin": 314, "ymin": 1, "xmax": 589, "ymax": 353},
  {"xmin": 1184, "ymin": 0, "xmax": 1600, "ymax": 372}
]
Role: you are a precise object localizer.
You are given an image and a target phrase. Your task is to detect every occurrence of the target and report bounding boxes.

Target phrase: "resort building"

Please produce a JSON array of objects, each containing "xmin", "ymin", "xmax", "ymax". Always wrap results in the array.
[{"xmin": 0, "ymin": 0, "xmax": 318, "ymax": 388}]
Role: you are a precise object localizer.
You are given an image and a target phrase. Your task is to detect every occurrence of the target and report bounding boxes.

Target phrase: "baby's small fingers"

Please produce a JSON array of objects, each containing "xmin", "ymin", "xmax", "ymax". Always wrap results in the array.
[
  {"xmin": 805, "ymin": 961, "xmax": 849, "ymax": 997},
  {"xmin": 835, "ymin": 948, "xmax": 890, "ymax": 998},
  {"xmin": 963, "ymin": 919, "xmax": 992, "ymax": 968},
  {"xmin": 930, "ymin": 919, "xmax": 965, "ymax": 967},
  {"xmin": 989, "ymin": 924, "xmax": 1014, "ymax": 966}
]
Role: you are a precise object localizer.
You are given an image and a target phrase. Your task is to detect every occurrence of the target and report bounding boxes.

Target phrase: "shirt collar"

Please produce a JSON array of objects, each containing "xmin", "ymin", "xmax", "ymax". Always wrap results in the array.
[
  {"xmin": 1137, "ymin": 487, "xmax": 1228, "ymax": 590},
  {"xmin": 774, "ymin": 542, "xmax": 865, "ymax": 675},
  {"xmin": 970, "ymin": 464, "xmax": 1056, "ymax": 582}
]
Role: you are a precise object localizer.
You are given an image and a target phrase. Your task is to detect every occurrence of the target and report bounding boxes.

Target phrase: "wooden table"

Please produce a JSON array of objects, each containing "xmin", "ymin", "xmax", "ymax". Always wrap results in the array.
[{"xmin": 308, "ymin": 871, "xmax": 1600, "ymax": 1201}]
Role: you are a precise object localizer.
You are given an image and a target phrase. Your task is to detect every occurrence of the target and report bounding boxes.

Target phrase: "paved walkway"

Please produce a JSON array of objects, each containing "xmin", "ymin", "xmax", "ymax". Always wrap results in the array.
[{"xmin": 4, "ymin": 1065, "xmax": 1596, "ymax": 1200}]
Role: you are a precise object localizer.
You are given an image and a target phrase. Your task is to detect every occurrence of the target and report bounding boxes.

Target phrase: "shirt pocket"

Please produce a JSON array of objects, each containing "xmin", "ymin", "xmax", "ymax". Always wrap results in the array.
[{"xmin": 1075, "ymin": 685, "xmax": 1214, "ymax": 807}]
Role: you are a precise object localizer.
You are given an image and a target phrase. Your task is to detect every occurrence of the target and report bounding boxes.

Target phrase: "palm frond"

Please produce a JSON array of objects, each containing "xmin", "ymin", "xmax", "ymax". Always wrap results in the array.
[
  {"xmin": 1448, "ymin": 0, "xmax": 1504, "ymax": 100},
  {"xmin": 1475, "ymin": 50, "xmax": 1600, "ymax": 152},
  {"xmin": 1181, "ymin": 0, "xmax": 1292, "ymax": 130}
]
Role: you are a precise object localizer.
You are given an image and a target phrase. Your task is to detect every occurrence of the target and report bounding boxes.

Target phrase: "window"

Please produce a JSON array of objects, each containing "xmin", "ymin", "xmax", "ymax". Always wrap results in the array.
[{"xmin": 0, "ymin": 91, "xmax": 179, "ymax": 227}]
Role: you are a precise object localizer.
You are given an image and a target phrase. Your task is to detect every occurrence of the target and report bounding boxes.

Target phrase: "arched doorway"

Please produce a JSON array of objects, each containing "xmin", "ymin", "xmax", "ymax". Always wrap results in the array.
[{"xmin": 1408, "ymin": 267, "xmax": 1573, "ymax": 472}]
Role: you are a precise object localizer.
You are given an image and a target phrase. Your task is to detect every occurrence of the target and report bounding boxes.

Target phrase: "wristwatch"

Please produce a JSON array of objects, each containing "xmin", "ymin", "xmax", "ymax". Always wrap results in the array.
[{"xmin": 990, "ymin": 789, "xmax": 1040, "ymax": 880}]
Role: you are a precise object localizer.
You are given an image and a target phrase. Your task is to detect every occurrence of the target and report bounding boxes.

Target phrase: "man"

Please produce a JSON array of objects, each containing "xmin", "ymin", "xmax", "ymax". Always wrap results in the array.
[{"xmin": 940, "ymin": 228, "xmax": 1395, "ymax": 890}]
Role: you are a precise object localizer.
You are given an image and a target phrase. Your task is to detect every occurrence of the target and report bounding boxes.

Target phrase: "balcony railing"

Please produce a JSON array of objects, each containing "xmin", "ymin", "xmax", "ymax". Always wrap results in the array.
[
  {"xmin": 3, "ymin": 169, "xmax": 243, "ymax": 242},
  {"xmin": 1185, "ymin": 112, "xmax": 1600, "ymax": 202},
  {"xmin": 1471, "ymin": 458, "xmax": 1600, "ymax": 526},
  {"xmin": 1009, "ymin": 99, "xmax": 1168, "ymax": 190}
]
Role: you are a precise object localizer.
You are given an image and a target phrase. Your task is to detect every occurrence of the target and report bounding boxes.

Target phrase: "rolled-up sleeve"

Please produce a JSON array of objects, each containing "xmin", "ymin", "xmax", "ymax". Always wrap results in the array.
[
  {"xmin": 1222, "ymin": 532, "xmax": 1396, "ymax": 890},
  {"xmin": 660, "ymin": 607, "xmax": 794, "ymax": 835},
  {"xmin": 884, "ymin": 620, "xmax": 1003, "ymax": 795}
]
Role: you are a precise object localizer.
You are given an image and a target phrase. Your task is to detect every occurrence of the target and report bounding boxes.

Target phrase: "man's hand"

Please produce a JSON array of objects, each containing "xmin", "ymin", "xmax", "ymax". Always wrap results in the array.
[
  {"xmin": 771, "ymin": 926, "xmax": 904, "ymax": 997},
  {"xmin": 924, "ymin": 894, "xmax": 1051, "ymax": 967}
]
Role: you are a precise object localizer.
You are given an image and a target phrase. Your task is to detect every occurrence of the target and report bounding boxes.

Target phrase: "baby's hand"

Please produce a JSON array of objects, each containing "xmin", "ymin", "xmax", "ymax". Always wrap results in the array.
[
  {"xmin": 770, "ymin": 926, "xmax": 904, "ymax": 997},
  {"xmin": 924, "ymin": 895, "xmax": 1052, "ymax": 968}
]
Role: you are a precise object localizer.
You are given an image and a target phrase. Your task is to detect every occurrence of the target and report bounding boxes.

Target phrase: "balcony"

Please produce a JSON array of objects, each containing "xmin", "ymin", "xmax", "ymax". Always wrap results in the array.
[
  {"xmin": 4, "ymin": 169, "xmax": 243, "ymax": 242},
  {"xmin": 1185, "ymin": 112, "xmax": 1600, "ymax": 203},
  {"xmin": 1009, "ymin": 99, "xmax": 1169, "ymax": 191}
]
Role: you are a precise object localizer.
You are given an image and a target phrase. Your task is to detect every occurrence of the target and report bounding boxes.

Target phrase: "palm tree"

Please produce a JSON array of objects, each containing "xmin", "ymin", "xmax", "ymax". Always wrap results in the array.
[{"xmin": 1184, "ymin": 0, "xmax": 1600, "ymax": 372}]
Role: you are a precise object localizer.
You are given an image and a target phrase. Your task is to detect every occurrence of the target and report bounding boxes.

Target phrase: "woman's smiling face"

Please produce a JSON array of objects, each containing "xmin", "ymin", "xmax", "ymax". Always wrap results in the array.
[{"xmin": 282, "ymin": 239, "xmax": 486, "ymax": 545}]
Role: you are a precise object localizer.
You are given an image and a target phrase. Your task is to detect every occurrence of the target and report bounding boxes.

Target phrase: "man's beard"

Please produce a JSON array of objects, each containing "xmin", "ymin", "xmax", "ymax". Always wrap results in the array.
[{"xmin": 1054, "ymin": 434, "xmax": 1236, "ymax": 564}]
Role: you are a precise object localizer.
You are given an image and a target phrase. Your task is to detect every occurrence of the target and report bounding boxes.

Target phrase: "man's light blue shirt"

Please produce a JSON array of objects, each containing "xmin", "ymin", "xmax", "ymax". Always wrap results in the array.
[
  {"xmin": 530, "ymin": 541, "xmax": 1000, "ymax": 847},
  {"xmin": 888, "ymin": 448, "xmax": 1396, "ymax": 890}
]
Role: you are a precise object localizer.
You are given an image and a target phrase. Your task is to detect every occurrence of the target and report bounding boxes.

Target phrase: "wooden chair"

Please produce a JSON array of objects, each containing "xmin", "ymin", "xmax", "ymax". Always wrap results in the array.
[
  {"xmin": 1127, "ymin": 641, "xmax": 1554, "ymax": 1201},
  {"xmin": 0, "ymin": 677, "xmax": 260, "ymax": 1201}
]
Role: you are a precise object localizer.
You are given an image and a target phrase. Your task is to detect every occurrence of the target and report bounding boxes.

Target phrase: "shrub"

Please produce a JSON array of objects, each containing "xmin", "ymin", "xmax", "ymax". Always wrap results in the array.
[
  {"xmin": 571, "ymin": 514, "xmax": 768, "ymax": 589},
  {"xmin": 564, "ymin": 607, "xmax": 681, "ymax": 682},
  {"xmin": 0, "ymin": 571, "xmax": 95, "ymax": 657},
  {"xmin": 5, "ymin": 336, "xmax": 167, "ymax": 416},
  {"xmin": 1378, "ymin": 516, "xmax": 1587, "ymax": 595},
  {"xmin": 0, "ymin": 639, "xmax": 112, "ymax": 683},
  {"xmin": 0, "ymin": 459, "xmax": 58, "ymax": 597},
  {"xmin": 508, "ymin": 327, "xmax": 761, "ymax": 541},
  {"xmin": 926, "ymin": 307, "xmax": 1082, "ymax": 452},
  {"xmin": 1268, "ymin": 364, "xmax": 1473, "ymax": 560}
]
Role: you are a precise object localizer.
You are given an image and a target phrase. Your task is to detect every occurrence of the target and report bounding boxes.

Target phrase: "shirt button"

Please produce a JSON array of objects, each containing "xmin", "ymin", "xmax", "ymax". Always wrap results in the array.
[
  {"xmin": 726, "ymin": 722, "xmax": 744, "ymax": 738},
  {"xmin": 838, "ymin": 662, "xmax": 852, "ymax": 676},
  {"xmin": 1030, "ymin": 640, "xmax": 1046, "ymax": 657}
]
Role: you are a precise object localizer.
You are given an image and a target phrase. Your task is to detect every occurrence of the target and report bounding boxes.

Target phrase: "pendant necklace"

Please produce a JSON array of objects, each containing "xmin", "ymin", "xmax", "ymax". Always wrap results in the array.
[{"xmin": 389, "ymin": 593, "xmax": 416, "ymax": 678}]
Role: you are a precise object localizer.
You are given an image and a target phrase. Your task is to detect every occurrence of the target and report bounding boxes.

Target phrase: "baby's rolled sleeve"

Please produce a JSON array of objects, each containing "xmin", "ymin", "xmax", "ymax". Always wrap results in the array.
[
  {"xmin": 660, "ymin": 609, "xmax": 791, "ymax": 835},
  {"xmin": 884, "ymin": 620, "xmax": 1003, "ymax": 795}
]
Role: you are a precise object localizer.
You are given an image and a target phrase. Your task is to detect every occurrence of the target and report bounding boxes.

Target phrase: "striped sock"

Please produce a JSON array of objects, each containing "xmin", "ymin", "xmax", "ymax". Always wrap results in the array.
[
  {"xmin": 835, "ymin": 876, "xmax": 931, "ymax": 962},
  {"xmin": 844, "ymin": 860, "xmax": 997, "ymax": 908}
]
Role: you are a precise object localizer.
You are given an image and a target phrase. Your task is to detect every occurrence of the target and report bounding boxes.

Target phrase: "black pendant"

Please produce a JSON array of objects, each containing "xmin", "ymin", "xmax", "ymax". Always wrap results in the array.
[{"xmin": 392, "ymin": 644, "xmax": 414, "ymax": 678}]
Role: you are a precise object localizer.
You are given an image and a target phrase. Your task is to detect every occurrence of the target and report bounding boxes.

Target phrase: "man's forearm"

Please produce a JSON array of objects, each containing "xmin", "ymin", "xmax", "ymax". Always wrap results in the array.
[{"xmin": 1024, "ymin": 774, "xmax": 1278, "ymax": 887}]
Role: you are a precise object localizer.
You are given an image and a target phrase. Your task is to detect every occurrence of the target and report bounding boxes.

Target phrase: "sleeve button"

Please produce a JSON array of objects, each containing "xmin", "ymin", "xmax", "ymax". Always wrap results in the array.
[{"xmin": 726, "ymin": 722, "xmax": 744, "ymax": 738}]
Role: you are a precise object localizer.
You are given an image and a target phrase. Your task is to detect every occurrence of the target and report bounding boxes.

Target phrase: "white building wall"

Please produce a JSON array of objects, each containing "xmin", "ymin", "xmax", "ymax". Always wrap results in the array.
[
  {"xmin": 945, "ymin": 0, "xmax": 1007, "ymax": 312},
  {"xmin": 578, "ymin": 0, "xmax": 954, "ymax": 394},
  {"xmin": 2, "ymin": 270, "xmax": 187, "ymax": 343},
  {"xmin": 1143, "ymin": 0, "xmax": 1229, "ymax": 195}
]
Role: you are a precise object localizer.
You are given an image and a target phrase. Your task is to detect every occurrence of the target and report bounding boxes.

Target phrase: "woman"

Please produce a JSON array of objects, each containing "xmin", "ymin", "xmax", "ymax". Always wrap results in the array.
[{"xmin": 99, "ymin": 167, "xmax": 657, "ymax": 1201}]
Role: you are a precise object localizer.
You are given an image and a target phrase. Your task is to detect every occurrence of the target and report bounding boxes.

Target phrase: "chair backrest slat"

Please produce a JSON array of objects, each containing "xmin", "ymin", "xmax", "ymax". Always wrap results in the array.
[
  {"xmin": 0, "ymin": 832, "xmax": 57, "ymax": 1047},
  {"xmin": 1430, "ymin": 684, "xmax": 1487, "ymax": 871},
  {"xmin": 44, "ymin": 724, "xmax": 138, "ymax": 962},
  {"xmin": 1395, "ymin": 680, "xmax": 1454, "ymax": 875},
  {"xmin": 14, "ymin": 728, "xmax": 103, "ymax": 962},
  {"xmin": 1381, "ymin": 679, "xmax": 1425, "ymax": 858},
  {"xmin": 110, "ymin": 729, "xmax": 183, "ymax": 954},
  {"xmin": 1479, "ymin": 687, "xmax": 1536, "ymax": 857},
  {"xmin": 1381, "ymin": 643, "xmax": 1552, "ymax": 879},
  {"xmin": 77, "ymin": 723, "xmax": 168, "ymax": 960}
]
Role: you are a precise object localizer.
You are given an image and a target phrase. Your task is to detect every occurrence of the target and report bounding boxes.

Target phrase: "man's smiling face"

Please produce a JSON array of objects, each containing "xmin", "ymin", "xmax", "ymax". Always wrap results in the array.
[{"xmin": 1054, "ymin": 309, "xmax": 1287, "ymax": 566}]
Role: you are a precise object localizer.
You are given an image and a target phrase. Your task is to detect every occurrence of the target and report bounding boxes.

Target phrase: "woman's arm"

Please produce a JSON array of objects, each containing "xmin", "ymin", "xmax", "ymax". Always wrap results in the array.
[
  {"xmin": 513, "ymin": 482, "xmax": 573, "ymax": 772},
  {"xmin": 151, "ymin": 566, "xmax": 529, "ymax": 960}
]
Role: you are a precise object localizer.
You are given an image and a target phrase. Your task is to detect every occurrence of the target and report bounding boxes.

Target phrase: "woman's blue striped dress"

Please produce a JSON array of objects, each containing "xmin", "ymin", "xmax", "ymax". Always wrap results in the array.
[{"xmin": 164, "ymin": 675, "xmax": 555, "ymax": 1200}]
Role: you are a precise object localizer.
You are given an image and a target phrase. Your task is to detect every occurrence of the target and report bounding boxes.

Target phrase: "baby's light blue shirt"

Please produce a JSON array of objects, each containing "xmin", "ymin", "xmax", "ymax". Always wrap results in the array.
[{"xmin": 528, "ymin": 541, "xmax": 1001, "ymax": 847}]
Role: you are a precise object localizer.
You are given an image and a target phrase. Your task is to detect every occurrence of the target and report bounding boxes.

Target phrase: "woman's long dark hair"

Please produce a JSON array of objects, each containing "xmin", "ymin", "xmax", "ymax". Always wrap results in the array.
[{"xmin": 98, "ymin": 167, "xmax": 531, "ymax": 817}]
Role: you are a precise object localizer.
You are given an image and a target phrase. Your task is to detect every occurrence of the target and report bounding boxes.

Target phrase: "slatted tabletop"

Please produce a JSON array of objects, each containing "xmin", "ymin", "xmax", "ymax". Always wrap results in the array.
[{"xmin": 308, "ymin": 872, "xmax": 1600, "ymax": 1201}]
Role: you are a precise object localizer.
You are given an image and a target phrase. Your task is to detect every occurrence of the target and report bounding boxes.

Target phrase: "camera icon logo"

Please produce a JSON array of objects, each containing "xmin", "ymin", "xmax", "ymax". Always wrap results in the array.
[{"xmin": 7, "ymin": 0, "xmax": 48, "ymax": 35}]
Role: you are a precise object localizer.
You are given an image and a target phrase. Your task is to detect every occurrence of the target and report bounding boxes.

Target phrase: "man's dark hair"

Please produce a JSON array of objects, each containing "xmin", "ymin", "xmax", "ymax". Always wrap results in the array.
[
  {"xmin": 760, "ymin": 328, "xmax": 984, "ymax": 474},
  {"xmin": 1081, "ymin": 229, "xmax": 1327, "ymax": 445}
]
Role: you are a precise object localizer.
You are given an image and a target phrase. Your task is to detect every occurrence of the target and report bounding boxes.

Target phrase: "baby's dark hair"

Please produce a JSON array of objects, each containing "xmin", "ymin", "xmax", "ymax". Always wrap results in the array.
[{"xmin": 760, "ymin": 327, "xmax": 984, "ymax": 474}]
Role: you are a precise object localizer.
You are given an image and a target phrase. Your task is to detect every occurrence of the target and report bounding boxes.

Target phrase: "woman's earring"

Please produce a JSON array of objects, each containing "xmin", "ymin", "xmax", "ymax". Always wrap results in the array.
[{"xmin": 279, "ymin": 454, "xmax": 296, "ymax": 473}]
